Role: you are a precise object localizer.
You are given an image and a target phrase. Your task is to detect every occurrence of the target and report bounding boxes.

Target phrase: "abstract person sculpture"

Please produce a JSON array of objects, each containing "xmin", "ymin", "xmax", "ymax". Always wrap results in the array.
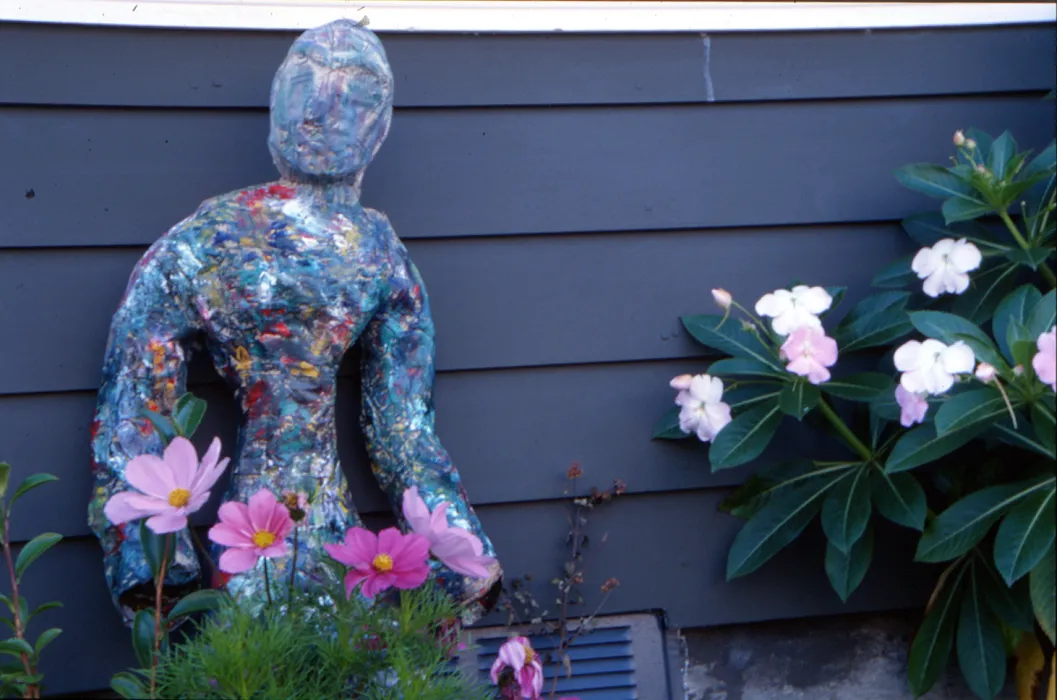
[{"xmin": 88, "ymin": 19, "xmax": 502, "ymax": 623}]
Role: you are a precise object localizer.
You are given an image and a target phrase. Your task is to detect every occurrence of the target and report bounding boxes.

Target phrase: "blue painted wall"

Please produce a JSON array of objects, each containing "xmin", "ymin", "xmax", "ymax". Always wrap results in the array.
[{"xmin": 0, "ymin": 20, "xmax": 1053, "ymax": 693}]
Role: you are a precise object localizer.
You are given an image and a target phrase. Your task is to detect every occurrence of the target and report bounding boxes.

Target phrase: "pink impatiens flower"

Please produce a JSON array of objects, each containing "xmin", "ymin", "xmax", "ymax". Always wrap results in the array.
[
  {"xmin": 104, "ymin": 436, "xmax": 229, "ymax": 534},
  {"xmin": 208, "ymin": 489, "xmax": 294, "ymax": 574},
  {"xmin": 895, "ymin": 385, "xmax": 929, "ymax": 427},
  {"xmin": 324, "ymin": 527, "xmax": 431, "ymax": 599},
  {"xmin": 780, "ymin": 326, "xmax": 838, "ymax": 385},
  {"xmin": 490, "ymin": 636, "xmax": 544, "ymax": 700},
  {"xmin": 402, "ymin": 486, "xmax": 496, "ymax": 579},
  {"xmin": 673, "ymin": 374, "xmax": 732, "ymax": 443},
  {"xmin": 911, "ymin": 238, "xmax": 982, "ymax": 298},
  {"xmin": 1033, "ymin": 325, "xmax": 1056, "ymax": 392}
]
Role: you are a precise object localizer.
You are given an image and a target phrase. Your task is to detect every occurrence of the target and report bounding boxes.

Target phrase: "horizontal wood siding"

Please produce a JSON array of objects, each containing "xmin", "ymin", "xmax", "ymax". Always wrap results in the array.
[{"xmin": 0, "ymin": 19, "xmax": 1053, "ymax": 693}]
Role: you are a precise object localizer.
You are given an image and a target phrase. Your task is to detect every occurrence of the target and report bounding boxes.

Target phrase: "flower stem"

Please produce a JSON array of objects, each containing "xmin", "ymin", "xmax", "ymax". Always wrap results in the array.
[
  {"xmin": 150, "ymin": 534, "xmax": 172, "ymax": 699},
  {"xmin": 288, "ymin": 528, "xmax": 299, "ymax": 610},
  {"xmin": 263, "ymin": 559, "xmax": 273, "ymax": 607},
  {"xmin": 2, "ymin": 509, "xmax": 39, "ymax": 699},
  {"xmin": 817, "ymin": 398, "xmax": 873, "ymax": 462},
  {"xmin": 1000, "ymin": 210, "xmax": 1057, "ymax": 288}
]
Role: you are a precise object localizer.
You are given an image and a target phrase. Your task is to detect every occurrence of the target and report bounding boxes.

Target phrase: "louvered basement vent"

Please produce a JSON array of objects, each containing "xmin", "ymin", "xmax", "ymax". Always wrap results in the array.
[{"xmin": 461, "ymin": 614, "xmax": 671, "ymax": 700}]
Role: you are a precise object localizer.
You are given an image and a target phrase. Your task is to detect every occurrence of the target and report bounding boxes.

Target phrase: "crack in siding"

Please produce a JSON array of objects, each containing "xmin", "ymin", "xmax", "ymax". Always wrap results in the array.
[{"xmin": 701, "ymin": 33, "xmax": 716, "ymax": 102}]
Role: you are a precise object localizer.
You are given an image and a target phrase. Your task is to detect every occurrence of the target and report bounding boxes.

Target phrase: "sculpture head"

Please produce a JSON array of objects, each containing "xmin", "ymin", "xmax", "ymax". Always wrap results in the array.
[{"xmin": 268, "ymin": 19, "xmax": 394, "ymax": 183}]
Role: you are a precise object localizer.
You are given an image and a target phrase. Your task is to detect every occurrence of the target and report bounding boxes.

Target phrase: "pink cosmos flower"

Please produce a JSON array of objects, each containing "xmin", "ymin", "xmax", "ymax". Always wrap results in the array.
[
  {"xmin": 208, "ymin": 489, "xmax": 294, "ymax": 574},
  {"xmin": 402, "ymin": 486, "xmax": 496, "ymax": 579},
  {"xmin": 1033, "ymin": 326, "xmax": 1056, "ymax": 392},
  {"xmin": 324, "ymin": 527, "xmax": 431, "ymax": 599},
  {"xmin": 780, "ymin": 326, "xmax": 838, "ymax": 385},
  {"xmin": 104, "ymin": 436, "xmax": 229, "ymax": 534},
  {"xmin": 895, "ymin": 385, "xmax": 929, "ymax": 427},
  {"xmin": 490, "ymin": 636, "xmax": 544, "ymax": 700}
]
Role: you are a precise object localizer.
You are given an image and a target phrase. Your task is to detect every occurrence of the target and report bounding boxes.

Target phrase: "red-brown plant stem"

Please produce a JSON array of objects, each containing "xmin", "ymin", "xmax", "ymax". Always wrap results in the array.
[
  {"xmin": 149, "ymin": 535, "xmax": 172, "ymax": 699},
  {"xmin": 2, "ymin": 512, "xmax": 39, "ymax": 699}
]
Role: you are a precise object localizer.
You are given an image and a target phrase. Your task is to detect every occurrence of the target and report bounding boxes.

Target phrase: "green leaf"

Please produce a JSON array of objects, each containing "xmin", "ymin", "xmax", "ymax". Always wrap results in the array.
[
  {"xmin": 871, "ymin": 256, "xmax": 916, "ymax": 289},
  {"xmin": 910, "ymin": 310, "xmax": 1004, "ymax": 369},
  {"xmin": 916, "ymin": 476, "xmax": 1052, "ymax": 563},
  {"xmin": 1005, "ymin": 247, "xmax": 1053, "ymax": 271},
  {"xmin": 778, "ymin": 381, "xmax": 820, "ymax": 421},
  {"xmin": 726, "ymin": 478, "xmax": 836, "ymax": 579},
  {"xmin": 901, "ymin": 212, "xmax": 993, "ymax": 249},
  {"xmin": 34, "ymin": 628, "xmax": 61, "ymax": 657},
  {"xmin": 885, "ymin": 422, "xmax": 986, "ymax": 474},
  {"xmin": 993, "ymin": 284, "xmax": 1043, "ymax": 363},
  {"xmin": 978, "ymin": 566, "xmax": 1035, "ymax": 632},
  {"xmin": 988, "ymin": 130, "xmax": 1016, "ymax": 180},
  {"xmin": 943, "ymin": 196, "xmax": 993, "ymax": 224},
  {"xmin": 0, "ymin": 639, "xmax": 33, "ymax": 660},
  {"xmin": 167, "ymin": 589, "xmax": 227, "ymax": 622},
  {"xmin": 140, "ymin": 522, "xmax": 175, "ymax": 582},
  {"xmin": 957, "ymin": 563, "xmax": 1007, "ymax": 700},
  {"xmin": 1031, "ymin": 401, "xmax": 1056, "ymax": 455},
  {"xmin": 172, "ymin": 393, "xmax": 207, "ymax": 438},
  {"xmin": 27, "ymin": 601, "xmax": 62, "ymax": 624},
  {"xmin": 833, "ymin": 291, "xmax": 914, "ymax": 353},
  {"xmin": 871, "ymin": 470, "xmax": 927, "ymax": 531},
  {"xmin": 951, "ymin": 262, "xmax": 1020, "ymax": 326},
  {"xmin": 933, "ymin": 388, "xmax": 1011, "ymax": 436},
  {"xmin": 825, "ymin": 523, "xmax": 874, "ymax": 602},
  {"xmin": 681, "ymin": 315, "xmax": 783, "ymax": 370},
  {"xmin": 8, "ymin": 474, "xmax": 58, "ymax": 509},
  {"xmin": 0, "ymin": 463, "xmax": 9, "ymax": 500},
  {"xmin": 719, "ymin": 461, "xmax": 858, "ymax": 520},
  {"xmin": 14, "ymin": 533, "xmax": 61, "ymax": 583},
  {"xmin": 111, "ymin": 672, "xmax": 148, "ymax": 700},
  {"xmin": 1026, "ymin": 289, "xmax": 1056, "ymax": 340},
  {"xmin": 821, "ymin": 372, "xmax": 892, "ymax": 402},
  {"xmin": 651, "ymin": 406, "xmax": 689, "ymax": 441},
  {"xmin": 908, "ymin": 564, "xmax": 967, "ymax": 697},
  {"xmin": 1030, "ymin": 547, "xmax": 1055, "ymax": 644},
  {"xmin": 821, "ymin": 468, "xmax": 871, "ymax": 553},
  {"xmin": 1022, "ymin": 141, "xmax": 1055, "ymax": 219},
  {"xmin": 707, "ymin": 357, "xmax": 784, "ymax": 378},
  {"xmin": 725, "ymin": 385, "xmax": 782, "ymax": 411},
  {"xmin": 709, "ymin": 402, "xmax": 783, "ymax": 471},
  {"xmin": 990, "ymin": 419, "xmax": 1056, "ymax": 460},
  {"xmin": 141, "ymin": 409, "xmax": 177, "ymax": 445},
  {"xmin": 994, "ymin": 486, "xmax": 1056, "ymax": 585},
  {"xmin": 1011, "ymin": 336, "xmax": 1038, "ymax": 375},
  {"xmin": 131, "ymin": 610, "xmax": 156, "ymax": 669},
  {"xmin": 895, "ymin": 164, "xmax": 973, "ymax": 200}
]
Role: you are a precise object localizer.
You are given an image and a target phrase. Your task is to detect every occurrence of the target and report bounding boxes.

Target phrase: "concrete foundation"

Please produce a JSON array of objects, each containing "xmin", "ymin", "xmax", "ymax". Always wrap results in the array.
[{"xmin": 677, "ymin": 610, "xmax": 1019, "ymax": 700}]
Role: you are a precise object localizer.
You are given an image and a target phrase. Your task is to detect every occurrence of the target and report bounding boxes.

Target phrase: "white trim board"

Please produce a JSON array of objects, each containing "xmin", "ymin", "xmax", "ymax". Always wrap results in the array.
[{"xmin": 0, "ymin": 1, "xmax": 1054, "ymax": 33}]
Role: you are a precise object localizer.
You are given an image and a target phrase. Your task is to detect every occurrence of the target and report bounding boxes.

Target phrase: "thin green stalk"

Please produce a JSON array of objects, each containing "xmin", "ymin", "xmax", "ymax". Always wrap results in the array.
[
  {"xmin": 150, "ymin": 534, "xmax": 172, "ymax": 699},
  {"xmin": 1000, "ymin": 210, "xmax": 1057, "ymax": 288},
  {"xmin": 817, "ymin": 398, "xmax": 873, "ymax": 462},
  {"xmin": 288, "ymin": 528, "xmax": 299, "ymax": 610},
  {"xmin": 263, "ymin": 559, "xmax": 272, "ymax": 607}
]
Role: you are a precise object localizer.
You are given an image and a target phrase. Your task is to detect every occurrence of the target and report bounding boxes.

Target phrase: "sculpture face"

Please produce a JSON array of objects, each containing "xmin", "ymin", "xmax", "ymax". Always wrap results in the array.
[
  {"xmin": 88, "ymin": 20, "xmax": 501, "ymax": 624},
  {"xmin": 268, "ymin": 20, "xmax": 394, "ymax": 181}
]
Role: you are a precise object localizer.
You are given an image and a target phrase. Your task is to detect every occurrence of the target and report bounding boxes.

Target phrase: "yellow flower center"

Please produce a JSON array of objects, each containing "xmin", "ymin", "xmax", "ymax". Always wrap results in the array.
[
  {"xmin": 252, "ymin": 531, "xmax": 276, "ymax": 549},
  {"xmin": 523, "ymin": 645, "xmax": 535, "ymax": 664},
  {"xmin": 372, "ymin": 553, "xmax": 394, "ymax": 572},
  {"xmin": 167, "ymin": 488, "xmax": 192, "ymax": 508}
]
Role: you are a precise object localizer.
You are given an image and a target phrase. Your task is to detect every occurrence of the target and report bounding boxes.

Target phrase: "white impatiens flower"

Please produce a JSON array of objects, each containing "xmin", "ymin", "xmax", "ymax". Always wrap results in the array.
[
  {"xmin": 911, "ymin": 238, "xmax": 982, "ymax": 298},
  {"xmin": 754, "ymin": 285, "xmax": 833, "ymax": 336},
  {"xmin": 671, "ymin": 373, "xmax": 732, "ymax": 443},
  {"xmin": 894, "ymin": 339, "xmax": 976, "ymax": 395}
]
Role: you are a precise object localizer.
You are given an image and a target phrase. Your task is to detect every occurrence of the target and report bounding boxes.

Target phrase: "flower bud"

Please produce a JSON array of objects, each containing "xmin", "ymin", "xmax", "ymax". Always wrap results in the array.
[
  {"xmin": 975, "ymin": 362, "xmax": 997, "ymax": 383},
  {"xmin": 711, "ymin": 288, "xmax": 733, "ymax": 310},
  {"xmin": 669, "ymin": 374, "xmax": 693, "ymax": 391},
  {"xmin": 965, "ymin": 138, "xmax": 977, "ymax": 150},
  {"xmin": 953, "ymin": 130, "xmax": 966, "ymax": 147},
  {"xmin": 975, "ymin": 164, "xmax": 988, "ymax": 175},
  {"xmin": 1013, "ymin": 364, "xmax": 1025, "ymax": 377}
]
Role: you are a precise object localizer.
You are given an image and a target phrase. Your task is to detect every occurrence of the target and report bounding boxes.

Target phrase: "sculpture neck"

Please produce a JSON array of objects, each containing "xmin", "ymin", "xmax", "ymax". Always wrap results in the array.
[{"xmin": 282, "ymin": 173, "xmax": 364, "ymax": 214}]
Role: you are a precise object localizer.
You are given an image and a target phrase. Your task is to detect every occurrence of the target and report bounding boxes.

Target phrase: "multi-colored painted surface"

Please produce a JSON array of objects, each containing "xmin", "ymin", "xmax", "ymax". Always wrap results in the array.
[{"xmin": 87, "ymin": 19, "xmax": 502, "ymax": 624}]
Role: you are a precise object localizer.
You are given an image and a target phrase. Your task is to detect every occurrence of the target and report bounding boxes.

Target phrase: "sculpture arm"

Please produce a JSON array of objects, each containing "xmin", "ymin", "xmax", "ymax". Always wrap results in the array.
[
  {"xmin": 88, "ymin": 236, "xmax": 202, "ymax": 623},
  {"xmin": 360, "ymin": 236, "xmax": 501, "ymax": 604}
]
